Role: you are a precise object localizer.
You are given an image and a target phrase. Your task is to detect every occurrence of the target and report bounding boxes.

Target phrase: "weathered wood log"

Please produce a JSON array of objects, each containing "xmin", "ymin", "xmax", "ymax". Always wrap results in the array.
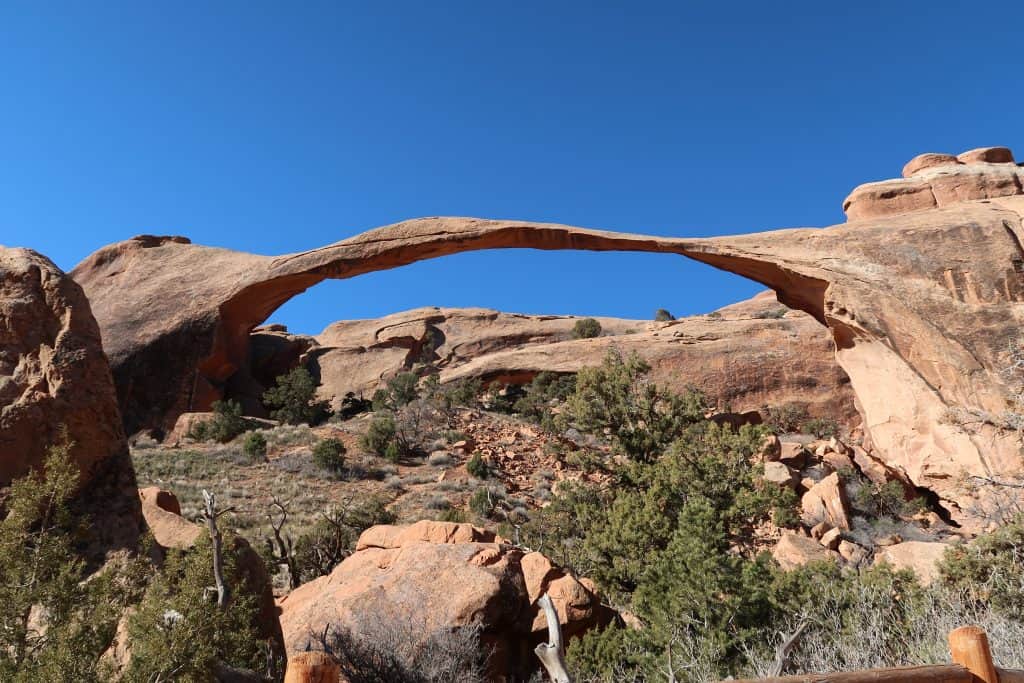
[
  {"xmin": 202, "ymin": 489, "xmax": 229, "ymax": 608},
  {"xmin": 949, "ymin": 626, "xmax": 998, "ymax": 683},
  {"xmin": 729, "ymin": 664, "xmax": 973, "ymax": 683},
  {"xmin": 535, "ymin": 593, "xmax": 573, "ymax": 683},
  {"xmin": 283, "ymin": 651, "xmax": 340, "ymax": 683}
]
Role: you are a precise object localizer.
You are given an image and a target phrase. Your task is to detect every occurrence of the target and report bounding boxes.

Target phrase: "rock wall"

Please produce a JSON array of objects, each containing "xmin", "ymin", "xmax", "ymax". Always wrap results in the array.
[{"xmin": 0, "ymin": 246, "xmax": 140, "ymax": 552}]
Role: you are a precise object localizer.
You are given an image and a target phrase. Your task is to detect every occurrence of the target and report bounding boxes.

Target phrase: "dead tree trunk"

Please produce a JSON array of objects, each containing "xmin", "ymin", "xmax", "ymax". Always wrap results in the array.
[
  {"xmin": 535, "ymin": 593, "xmax": 573, "ymax": 683},
  {"xmin": 202, "ymin": 489, "xmax": 230, "ymax": 609}
]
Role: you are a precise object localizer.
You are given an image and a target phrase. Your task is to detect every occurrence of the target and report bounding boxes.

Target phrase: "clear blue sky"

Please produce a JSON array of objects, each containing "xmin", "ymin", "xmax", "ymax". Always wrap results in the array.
[{"xmin": 3, "ymin": 2, "xmax": 1022, "ymax": 334}]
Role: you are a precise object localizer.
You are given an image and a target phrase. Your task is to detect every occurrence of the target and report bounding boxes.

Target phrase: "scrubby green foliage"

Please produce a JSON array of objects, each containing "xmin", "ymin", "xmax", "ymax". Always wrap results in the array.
[
  {"xmin": 0, "ymin": 441, "xmax": 143, "ymax": 682},
  {"xmin": 362, "ymin": 413, "xmax": 398, "ymax": 457},
  {"xmin": 563, "ymin": 349, "xmax": 708, "ymax": 462},
  {"xmin": 573, "ymin": 317, "xmax": 603, "ymax": 339},
  {"xmin": 313, "ymin": 437, "xmax": 347, "ymax": 474},
  {"xmin": 654, "ymin": 308, "xmax": 675, "ymax": 322},
  {"xmin": 126, "ymin": 536, "xmax": 266, "ymax": 681},
  {"xmin": 292, "ymin": 498, "xmax": 395, "ymax": 583},
  {"xmin": 189, "ymin": 399, "xmax": 248, "ymax": 443},
  {"xmin": 372, "ymin": 372, "xmax": 420, "ymax": 411},
  {"xmin": 262, "ymin": 367, "xmax": 331, "ymax": 425},
  {"xmin": 940, "ymin": 517, "xmax": 1024, "ymax": 615},
  {"xmin": 466, "ymin": 452, "xmax": 488, "ymax": 479},
  {"xmin": 512, "ymin": 372, "xmax": 576, "ymax": 427},
  {"xmin": 242, "ymin": 430, "xmax": 267, "ymax": 459}
]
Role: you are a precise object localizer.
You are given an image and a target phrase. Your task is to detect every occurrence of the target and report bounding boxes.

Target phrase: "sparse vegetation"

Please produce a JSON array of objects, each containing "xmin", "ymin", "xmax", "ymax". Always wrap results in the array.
[{"xmin": 654, "ymin": 308, "xmax": 675, "ymax": 321}]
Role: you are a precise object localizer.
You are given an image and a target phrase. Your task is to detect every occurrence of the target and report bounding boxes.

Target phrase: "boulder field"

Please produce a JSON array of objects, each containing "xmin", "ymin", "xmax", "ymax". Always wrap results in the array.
[{"xmin": 71, "ymin": 146, "xmax": 1024, "ymax": 527}]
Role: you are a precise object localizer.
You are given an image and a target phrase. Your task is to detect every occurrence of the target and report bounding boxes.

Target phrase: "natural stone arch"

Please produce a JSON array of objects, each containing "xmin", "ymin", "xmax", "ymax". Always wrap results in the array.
[{"xmin": 72, "ymin": 195, "xmax": 1024, "ymax": 526}]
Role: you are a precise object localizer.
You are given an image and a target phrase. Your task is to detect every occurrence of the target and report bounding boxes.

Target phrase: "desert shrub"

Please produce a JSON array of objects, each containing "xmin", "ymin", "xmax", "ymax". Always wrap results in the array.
[
  {"xmin": 0, "ymin": 441, "xmax": 144, "ymax": 681},
  {"xmin": 654, "ymin": 308, "xmax": 675, "ymax": 322},
  {"xmin": 189, "ymin": 399, "xmax": 247, "ymax": 443},
  {"xmin": 466, "ymin": 452, "xmax": 489, "ymax": 479},
  {"xmin": 242, "ymin": 430, "xmax": 267, "ymax": 459},
  {"xmin": 292, "ymin": 498, "xmax": 395, "ymax": 583},
  {"xmin": 803, "ymin": 416, "xmax": 839, "ymax": 438},
  {"xmin": 764, "ymin": 403, "xmax": 810, "ymax": 434},
  {"xmin": 126, "ymin": 534, "xmax": 267, "ymax": 681},
  {"xmin": 573, "ymin": 317, "xmax": 603, "ymax": 339},
  {"xmin": 563, "ymin": 349, "xmax": 708, "ymax": 463},
  {"xmin": 362, "ymin": 413, "xmax": 398, "ymax": 457},
  {"xmin": 372, "ymin": 372, "xmax": 420, "ymax": 411},
  {"xmin": 336, "ymin": 391, "xmax": 374, "ymax": 420},
  {"xmin": 512, "ymin": 371, "xmax": 577, "ymax": 426},
  {"xmin": 850, "ymin": 479, "xmax": 922, "ymax": 519},
  {"xmin": 469, "ymin": 487, "xmax": 497, "ymax": 519},
  {"xmin": 427, "ymin": 451, "xmax": 453, "ymax": 467},
  {"xmin": 313, "ymin": 437, "xmax": 347, "ymax": 474},
  {"xmin": 315, "ymin": 609, "xmax": 487, "ymax": 683},
  {"xmin": 941, "ymin": 516, "xmax": 1024, "ymax": 615},
  {"xmin": 443, "ymin": 378, "xmax": 483, "ymax": 408},
  {"xmin": 754, "ymin": 307, "xmax": 788, "ymax": 319},
  {"xmin": 262, "ymin": 367, "xmax": 331, "ymax": 425}
]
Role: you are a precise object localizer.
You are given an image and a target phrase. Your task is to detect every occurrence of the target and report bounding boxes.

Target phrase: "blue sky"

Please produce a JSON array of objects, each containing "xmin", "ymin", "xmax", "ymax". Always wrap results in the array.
[{"xmin": 2, "ymin": 2, "xmax": 1022, "ymax": 334}]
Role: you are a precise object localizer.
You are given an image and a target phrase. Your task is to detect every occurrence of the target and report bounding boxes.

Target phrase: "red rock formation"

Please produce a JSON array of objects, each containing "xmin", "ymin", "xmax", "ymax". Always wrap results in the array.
[
  {"xmin": 0, "ymin": 246, "xmax": 140, "ymax": 551},
  {"xmin": 71, "ymin": 146, "xmax": 1024, "ymax": 526},
  {"xmin": 277, "ymin": 521, "xmax": 612, "ymax": 680},
  {"xmin": 306, "ymin": 292, "xmax": 855, "ymax": 425}
]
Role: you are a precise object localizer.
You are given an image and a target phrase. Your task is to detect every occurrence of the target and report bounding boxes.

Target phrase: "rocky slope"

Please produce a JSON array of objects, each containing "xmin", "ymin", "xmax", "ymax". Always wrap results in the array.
[{"xmin": 72, "ymin": 145, "xmax": 1024, "ymax": 526}]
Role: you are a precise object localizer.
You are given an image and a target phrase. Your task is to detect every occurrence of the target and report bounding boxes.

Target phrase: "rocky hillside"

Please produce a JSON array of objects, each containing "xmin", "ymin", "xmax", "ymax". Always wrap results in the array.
[{"xmin": 249, "ymin": 290, "xmax": 855, "ymax": 427}]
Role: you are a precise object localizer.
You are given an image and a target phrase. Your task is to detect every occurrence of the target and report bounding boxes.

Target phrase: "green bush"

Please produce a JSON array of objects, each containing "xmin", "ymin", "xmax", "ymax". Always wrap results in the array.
[
  {"xmin": 572, "ymin": 317, "xmax": 603, "ymax": 339},
  {"xmin": 803, "ymin": 416, "xmax": 839, "ymax": 438},
  {"xmin": 373, "ymin": 372, "xmax": 420, "ymax": 411},
  {"xmin": 242, "ymin": 430, "xmax": 267, "ymax": 459},
  {"xmin": 941, "ymin": 517, "xmax": 1024, "ymax": 615},
  {"xmin": 362, "ymin": 413, "xmax": 398, "ymax": 456},
  {"xmin": 262, "ymin": 367, "xmax": 331, "ymax": 425},
  {"xmin": 126, "ymin": 536, "xmax": 267, "ymax": 680},
  {"xmin": 313, "ymin": 437, "xmax": 347, "ymax": 473},
  {"xmin": 563, "ymin": 349, "xmax": 708, "ymax": 463},
  {"xmin": 469, "ymin": 487, "xmax": 496, "ymax": 518},
  {"xmin": 0, "ymin": 441, "xmax": 144, "ymax": 681},
  {"xmin": 466, "ymin": 452, "xmax": 489, "ymax": 479},
  {"xmin": 654, "ymin": 308, "xmax": 675, "ymax": 322},
  {"xmin": 512, "ymin": 372, "xmax": 576, "ymax": 426},
  {"xmin": 189, "ymin": 399, "xmax": 247, "ymax": 443}
]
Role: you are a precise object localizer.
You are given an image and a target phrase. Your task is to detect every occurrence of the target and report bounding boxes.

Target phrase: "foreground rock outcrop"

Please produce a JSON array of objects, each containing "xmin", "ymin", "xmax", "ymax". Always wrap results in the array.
[
  {"xmin": 278, "ymin": 520, "xmax": 612, "ymax": 680},
  {"xmin": 0, "ymin": 246, "xmax": 140, "ymax": 551},
  {"xmin": 72, "ymin": 146, "xmax": 1024, "ymax": 526}
]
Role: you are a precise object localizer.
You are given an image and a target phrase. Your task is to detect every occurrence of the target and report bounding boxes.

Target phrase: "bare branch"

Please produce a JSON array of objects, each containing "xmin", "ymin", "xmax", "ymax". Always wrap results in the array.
[
  {"xmin": 535, "ymin": 593, "xmax": 572, "ymax": 683},
  {"xmin": 202, "ymin": 489, "xmax": 230, "ymax": 609}
]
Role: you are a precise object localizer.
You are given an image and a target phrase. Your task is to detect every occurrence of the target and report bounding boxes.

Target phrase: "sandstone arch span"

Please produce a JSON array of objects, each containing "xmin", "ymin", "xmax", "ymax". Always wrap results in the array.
[{"xmin": 72, "ymin": 155, "xmax": 1024, "ymax": 526}]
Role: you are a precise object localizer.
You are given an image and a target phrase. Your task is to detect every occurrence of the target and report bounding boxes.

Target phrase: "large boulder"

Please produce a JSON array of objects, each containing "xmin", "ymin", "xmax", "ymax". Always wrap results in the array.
[
  {"xmin": 278, "ymin": 521, "xmax": 612, "ymax": 680},
  {"xmin": 874, "ymin": 540, "xmax": 950, "ymax": 585},
  {"xmin": 0, "ymin": 246, "xmax": 140, "ymax": 552}
]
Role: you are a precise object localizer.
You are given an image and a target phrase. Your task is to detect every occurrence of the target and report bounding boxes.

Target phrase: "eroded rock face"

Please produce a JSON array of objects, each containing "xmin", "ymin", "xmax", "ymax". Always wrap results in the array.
[
  {"xmin": 278, "ymin": 521, "xmax": 612, "ymax": 680},
  {"xmin": 72, "ymin": 149, "xmax": 1024, "ymax": 526},
  {"xmin": 304, "ymin": 291, "xmax": 854, "ymax": 423},
  {"xmin": 845, "ymin": 146, "xmax": 1023, "ymax": 219},
  {"xmin": 0, "ymin": 246, "xmax": 140, "ymax": 552}
]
